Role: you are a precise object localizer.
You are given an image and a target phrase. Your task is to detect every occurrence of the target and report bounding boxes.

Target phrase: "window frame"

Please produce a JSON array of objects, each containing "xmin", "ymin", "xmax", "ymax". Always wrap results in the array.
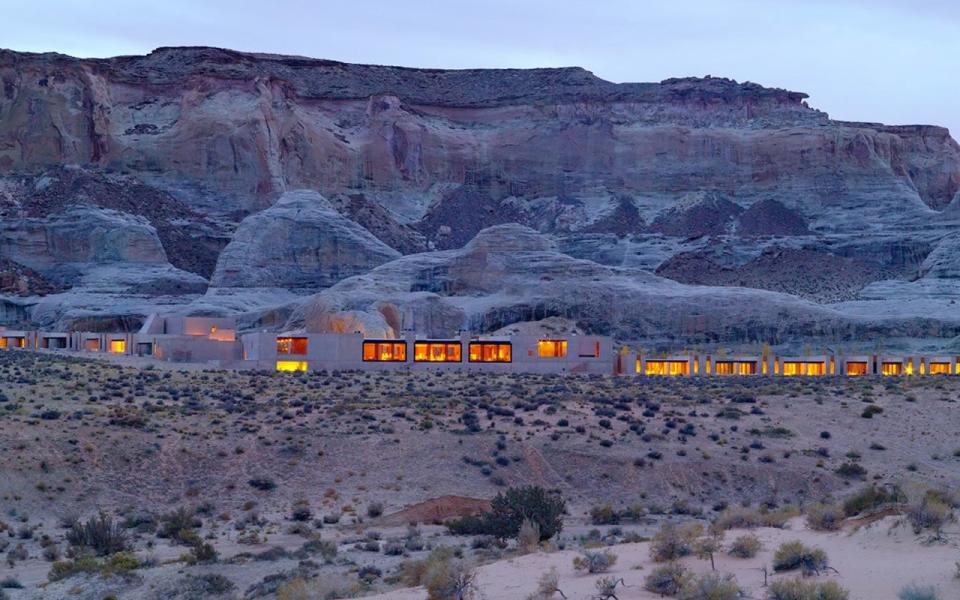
[
  {"xmin": 362, "ymin": 340, "xmax": 408, "ymax": 362},
  {"xmin": 414, "ymin": 341, "xmax": 463, "ymax": 363},
  {"xmin": 468, "ymin": 342, "xmax": 513, "ymax": 363}
]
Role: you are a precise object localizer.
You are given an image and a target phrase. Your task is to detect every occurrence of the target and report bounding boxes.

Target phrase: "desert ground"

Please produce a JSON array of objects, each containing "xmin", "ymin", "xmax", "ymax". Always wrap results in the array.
[{"xmin": 0, "ymin": 349, "xmax": 958, "ymax": 599}]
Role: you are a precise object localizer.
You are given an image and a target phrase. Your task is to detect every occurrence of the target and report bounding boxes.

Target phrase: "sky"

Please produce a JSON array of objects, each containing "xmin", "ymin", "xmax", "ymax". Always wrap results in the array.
[{"xmin": 3, "ymin": 0, "xmax": 958, "ymax": 136}]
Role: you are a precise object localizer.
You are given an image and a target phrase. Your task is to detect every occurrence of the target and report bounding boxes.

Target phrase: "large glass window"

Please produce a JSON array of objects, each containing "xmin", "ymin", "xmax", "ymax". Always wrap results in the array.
[
  {"xmin": 929, "ymin": 362, "xmax": 951, "ymax": 375},
  {"xmin": 362, "ymin": 341, "xmax": 407, "ymax": 362},
  {"xmin": 846, "ymin": 361, "xmax": 869, "ymax": 376},
  {"xmin": 714, "ymin": 361, "xmax": 757, "ymax": 375},
  {"xmin": 881, "ymin": 362, "xmax": 902, "ymax": 376},
  {"xmin": 537, "ymin": 340, "xmax": 568, "ymax": 358},
  {"xmin": 277, "ymin": 337, "xmax": 309, "ymax": 355},
  {"xmin": 84, "ymin": 339, "xmax": 100, "ymax": 352},
  {"xmin": 468, "ymin": 342, "xmax": 512, "ymax": 363},
  {"xmin": 782, "ymin": 361, "xmax": 825, "ymax": 376},
  {"xmin": 109, "ymin": 339, "xmax": 126, "ymax": 353},
  {"xmin": 643, "ymin": 360, "xmax": 689, "ymax": 376},
  {"xmin": 414, "ymin": 342, "xmax": 462, "ymax": 362}
]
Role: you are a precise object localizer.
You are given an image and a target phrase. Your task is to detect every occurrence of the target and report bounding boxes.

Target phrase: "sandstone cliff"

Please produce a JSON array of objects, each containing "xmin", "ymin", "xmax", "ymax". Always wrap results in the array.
[{"xmin": 1, "ymin": 47, "xmax": 959, "ymax": 349}]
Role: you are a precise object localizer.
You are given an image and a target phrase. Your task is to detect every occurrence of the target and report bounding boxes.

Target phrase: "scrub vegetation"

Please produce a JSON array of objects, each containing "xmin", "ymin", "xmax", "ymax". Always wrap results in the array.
[{"xmin": 0, "ymin": 349, "xmax": 958, "ymax": 597}]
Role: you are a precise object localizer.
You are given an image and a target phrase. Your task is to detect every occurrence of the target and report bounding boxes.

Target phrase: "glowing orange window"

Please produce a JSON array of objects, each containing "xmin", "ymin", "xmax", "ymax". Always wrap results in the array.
[
  {"xmin": 929, "ymin": 362, "xmax": 951, "ymax": 375},
  {"xmin": 468, "ymin": 342, "xmax": 512, "ymax": 363},
  {"xmin": 414, "ymin": 342, "xmax": 462, "ymax": 362},
  {"xmin": 277, "ymin": 337, "xmax": 308, "ymax": 355},
  {"xmin": 362, "ymin": 341, "xmax": 407, "ymax": 362},
  {"xmin": 109, "ymin": 340, "xmax": 126, "ymax": 353},
  {"xmin": 537, "ymin": 340, "xmax": 568, "ymax": 358},
  {"xmin": 846, "ymin": 362, "xmax": 868, "ymax": 376},
  {"xmin": 881, "ymin": 362, "xmax": 902, "ymax": 376}
]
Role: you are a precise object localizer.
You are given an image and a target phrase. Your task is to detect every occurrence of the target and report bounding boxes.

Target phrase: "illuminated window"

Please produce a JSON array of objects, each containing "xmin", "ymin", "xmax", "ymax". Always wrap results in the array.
[
  {"xmin": 714, "ymin": 361, "xmax": 757, "ymax": 375},
  {"xmin": 0, "ymin": 338, "xmax": 6, "ymax": 350},
  {"xmin": 109, "ymin": 340, "xmax": 126, "ymax": 353},
  {"xmin": 846, "ymin": 362, "xmax": 868, "ymax": 376},
  {"xmin": 904, "ymin": 361, "xmax": 915, "ymax": 376},
  {"xmin": 84, "ymin": 339, "xmax": 100, "ymax": 352},
  {"xmin": 468, "ymin": 342, "xmax": 512, "ymax": 363},
  {"xmin": 277, "ymin": 337, "xmax": 308, "ymax": 355},
  {"xmin": 644, "ymin": 360, "xmax": 689, "ymax": 376},
  {"xmin": 362, "ymin": 341, "xmax": 407, "ymax": 362},
  {"xmin": 276, "ymin": 360, "xmax": 308, "ymax": 372},
  {"xmin": 706, "ymin": 357, "xmax": 712, "ymax": 374},
  {"xmin": 762, "ymin": 360, "xmax": 768, "ymax": 375},
  {"xmin": 414, "ymin": 342, "xmax": 462, "ymax": 362},
  {"xmin": 537, "ymin": 340, "xmax": 568, "ymax": 358},
  {"xmin": 782, "ymin": 361, "xmax": 825, "ymax": 376},
  {"xmin": 929, "ymin": 362, "xmax": 951, "ymax": 375},
  {"xmin": 881, "ymin": 362, "xmax": 902, "ymax": 376},
  {"xmin": 210, "ymin": 325, "xmax": 217, "ymax": 334}
]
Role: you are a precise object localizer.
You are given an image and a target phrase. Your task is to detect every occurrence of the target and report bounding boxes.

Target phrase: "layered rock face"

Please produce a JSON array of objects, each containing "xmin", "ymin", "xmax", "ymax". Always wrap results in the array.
[
  {"xmin": 211, "ymin": 190, "xmax": 400, "ymax": 289},
  {"xmin": 1, "ymin": 46, "xmax": 960, "ymax": 348}
]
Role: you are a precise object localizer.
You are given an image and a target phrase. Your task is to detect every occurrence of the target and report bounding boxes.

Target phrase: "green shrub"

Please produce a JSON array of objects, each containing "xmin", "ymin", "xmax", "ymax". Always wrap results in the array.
[
  {"xmin": 644, "ymin": 563, "xmax": 688, "ymax": 596},
  {"xmin": 898, "ymin": 584, "xmax": 941, "ymax": 600},
  {"xmin": 447, "ymin": 486, "xmax": 565, "ymax": 541},
  {"xmin": 772, "ymin": 541, "xmax": 829, "ymax": 575},
  {"xmin": 728, "ymin": 534, "xmax": 761, "ymax": 558},
  {"xmin": 842, "ymin": 484, "xmax": 907, "ymax": 517},
  {"xmin": 572, "ymin": 549, "xmax": 617, "ymax": 574},
  {"xmin": 805, "ymin": 503, "xmax": 844, "ymax": 531},
  {"xmin": 650, "ymin": 522, "xmax": 701, "ymax": 562},
  {"xmin": 65, "ymin": 513, "xmax": 128, "ymax": 556},
  {"xmin": 861, "ymin": 405, "xmax": 883, "ymax": 418},
  {"xmin": 48, "ymin": 556, "xmax": 100, "ymax": 582},
  {"xmin": 767, "ymin": 578, "xmax": 849, "ymax": 600},
  {"xmin": 677, "ymin": 572, "xmax": 741, "ymax": 600},
  {"xmin": 401, "ymin": 547, "xmax": 458, "ymax": 587}
]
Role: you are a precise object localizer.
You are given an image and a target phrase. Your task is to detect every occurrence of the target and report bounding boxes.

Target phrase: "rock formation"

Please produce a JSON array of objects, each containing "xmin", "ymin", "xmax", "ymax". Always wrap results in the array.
[
  {"xmin": 211, "ymin": 189, "xmax": 401, "ymax": 289},
  {"xmin": 1, "ymin": 46, "xmax": 959, "ymax": 349}
]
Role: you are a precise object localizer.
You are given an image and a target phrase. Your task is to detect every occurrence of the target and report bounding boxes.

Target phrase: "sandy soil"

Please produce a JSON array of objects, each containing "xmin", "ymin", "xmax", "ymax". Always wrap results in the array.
[{"xmin": 369, "ymin": 517, "xmax": 960, "ymax": 600}]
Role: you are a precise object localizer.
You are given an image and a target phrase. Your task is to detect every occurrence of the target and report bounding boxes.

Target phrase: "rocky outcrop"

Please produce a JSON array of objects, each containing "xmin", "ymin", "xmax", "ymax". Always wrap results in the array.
[
  {"xmin": 211, "ymin": 190, "xmax": 401, "ymax": 289},
  {"xmin": 0, "ymin": 257, "xmax": 61, "ymax": 296},
  {"xmin": 2, "ymin": 47, "xmax": 960, "ymax": 345}
]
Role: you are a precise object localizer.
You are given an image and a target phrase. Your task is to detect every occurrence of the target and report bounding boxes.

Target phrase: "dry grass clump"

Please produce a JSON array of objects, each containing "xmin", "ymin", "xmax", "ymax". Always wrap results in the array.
[
  {"xmin": 650, "ymin": 522, "xmax": 702, "ymax": 562},
  {"xmin": 525, "ymin": 567, "xmax": 565, "ymax": 600},
  {"xmin": 572, "ymin": 549, "xmax": 617, "ymax": 574},
  {"xmin": 841, "ymin": 484, "xmax": 906, "ymax": 517},
  {"xmin": 643, "ymin": 562, "xmax": 688, "ymax": 596},
  {"xmin": 906, "ymin": 496, "xmax": 954, "ymax": 539},
  {"xmin": 276, "ymin": 575, "xmax": 358, "ymax": 600},
  {"xmin": 804, "ymin": 503, "xmax": 844, "ymax": 531},
  {"xmin": 727, "ymin": 533, "xmax": 761, "ymax": 558},
  {"xmin": 424, "ymin": 557, "xmax": 478, "ymax": 600},
  {"xmin": 714, "ymin": 505, "xmax": 797, "ymax": 531},
  {"xmin": 772, "ymin": 541, "xmax": 830, "ymax": 576},
  {"xmin": 897, "ymin": 584, "xmax": 942, "ymax": 600},
  {"xmin": 677, "ymin": 572, "xmax": 741, "ymax": 600},
  {"xmin": 767, "ymin": 578, "xmax": 849, "ymax": 600}
]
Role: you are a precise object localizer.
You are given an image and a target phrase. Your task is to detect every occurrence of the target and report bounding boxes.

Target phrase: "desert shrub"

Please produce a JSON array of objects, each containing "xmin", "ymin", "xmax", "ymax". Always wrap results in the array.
[
  {"xmin": 907, "ymin": 498, "xmax": 953, "ymax": 537},
  {"xmin": 183, "ymin": 540, "xmax": 217, "ymax": 564},
  {"xmin": 526, "ymin": 567, "xmax": 564, "ymax": 600},
  {"xmin": 424, "ymin": 557, "xmax": 478, "ymax": 600},
  {"xmin": 834, "ymin": 462, "xmax": 867, "ymax": 480},
  {"xmin": 367, "ymin": 502, "xmax": 384, "ymax": 518},
  {"xmin": 728, "ymin": 533, "xmax": 761, "ymax": 558},
  {"xmin": 805, "ymin": 503, "xmax": 844, "ymax": 531},
  {"xmin": 677, "ymin": 572, "xmax": 741, "ymax": 600},
  {"xmin": 573, "ymin": 549, "xmax": 617, "ymax": 574},
  {"xmin": 861, "ymin": 405, "xmax": 883, "ymax": 418},
  {"xmin": 594, "ymin": 576, "xmax": 625, "ymax": 600},
  {"xmin": 0, "ymin": 578, "xmax": 22, "ymax": 589},
  {"xmin": 842, "ymin": 484, "xmax": 907, "ymax": 517},
  {"xmin": 517, "ymin": 518, "xmax": 541, "ymax": 554},
  {"xmin": 897, "ymin": 584, "xmax": 941, "ymax": 600},
  {"xmin": 714, "ymin": 505, "xmax": 796, "ymax": 531},
  {"xmin": 248, "ymin": 477, "xmax": 277, "ymax": 491},
  {"xmin": 590, "ymin": 505, "xmax": 620, "ymax": 525},
  {"xmin": 447, "ymin": 486, "xmax": 565, "ymax": 541},
  {"xmin": 772, "ymin": 541, "xmax": 829, "ymax": 575},
  {"xmin": 48, "ymin": 556, "xmax": 100, "ymax": 581},
  {"xmin": 158, "ymin": 507, "xmax": 201, "ymax": 543},
  {"xmin": 650, "ymin": 522, "xmax": 701, "ymax": 562},
  {"xmin": 767, "ymin": 578, "xmax": 849, "ymax": 600},
  {"xmin": 401, "ymin": 547, "xmax": 458, "ymax": 587},
  {"xmin": 276, "ymin": 575, "xmax": 356, "ymax": 600},
  {"xmin": 66, "ymin": 513, "xmax": 128, "ymax": 556},
  {"xmin": 644, "ymin": 562, "xmax": 688, "ymax": 596}
]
